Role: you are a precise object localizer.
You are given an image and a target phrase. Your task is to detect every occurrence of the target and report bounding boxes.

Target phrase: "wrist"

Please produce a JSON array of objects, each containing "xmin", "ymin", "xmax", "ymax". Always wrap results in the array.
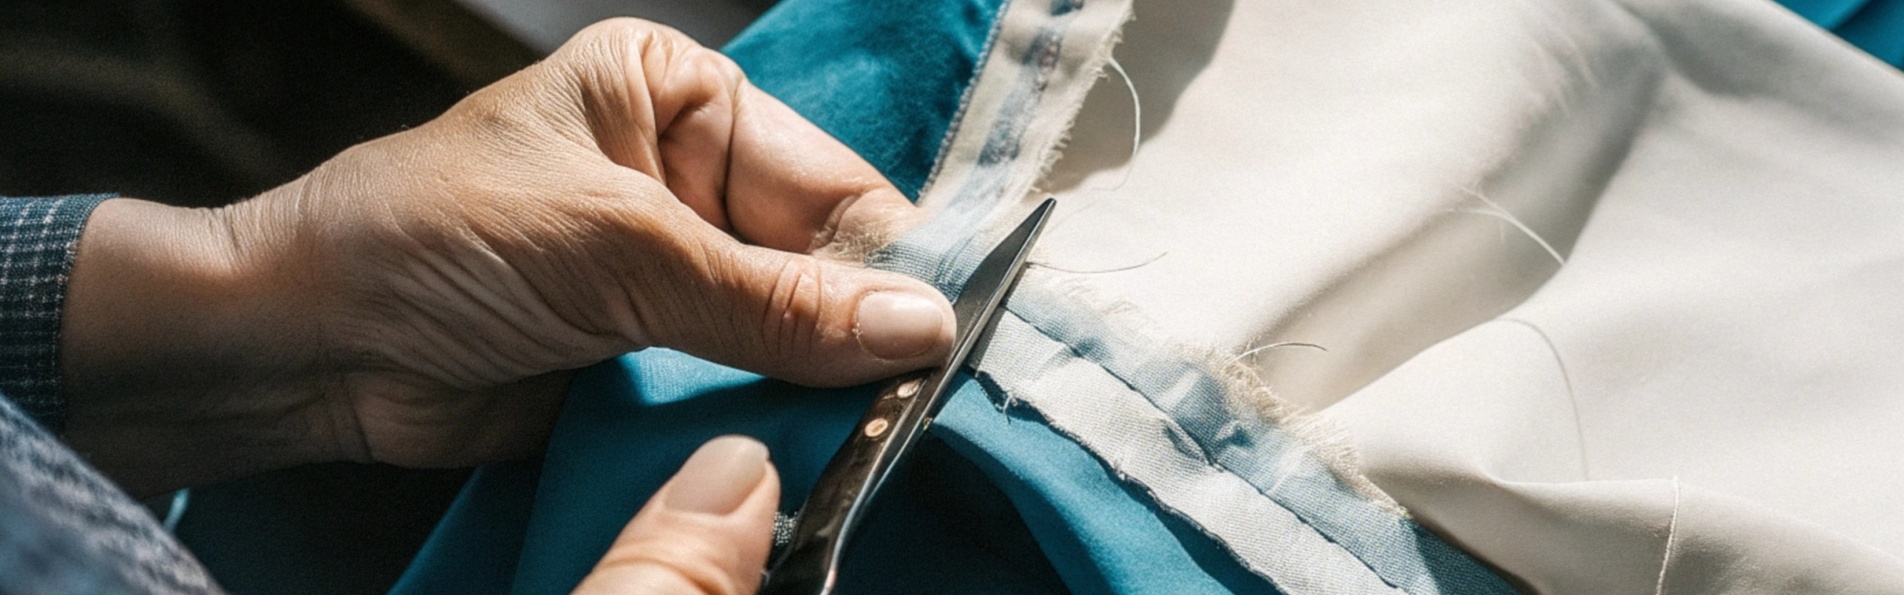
[{"xmin": 60, "ymin": 197, "xmax": 332, "ymax": 496}]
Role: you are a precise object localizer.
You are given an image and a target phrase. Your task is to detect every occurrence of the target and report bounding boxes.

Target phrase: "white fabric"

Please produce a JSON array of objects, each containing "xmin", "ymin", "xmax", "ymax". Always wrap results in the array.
[{"xmin": 993, "ymin": 0, "xmax": 1904, "ymax": 591}]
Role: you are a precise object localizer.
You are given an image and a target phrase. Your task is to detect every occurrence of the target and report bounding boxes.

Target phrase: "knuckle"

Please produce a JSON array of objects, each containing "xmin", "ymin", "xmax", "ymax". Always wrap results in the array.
[
  {"xmin": 569, "ymin": 17, "xmax": 661, "ymax": 49},
  {"xmin": 565, "ymin": 17, "xmax": 702, "ymax": 66},
  {"xmin": 556, "ymin": 18, "xmax": 663, "ymax": 80},
  {"xmin": 756, "ymin": 256, "xmax": 830, "ymax": 362},
  {"xmin": 680, "ymin": 46, "xmax": 748, "ymax": 90}
]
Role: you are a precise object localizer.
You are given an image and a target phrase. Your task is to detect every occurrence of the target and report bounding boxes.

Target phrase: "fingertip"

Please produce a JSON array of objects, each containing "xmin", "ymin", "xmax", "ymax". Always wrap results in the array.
[
  {"xmin": 665, "ymin": 435, "xmax": 772, "ymax": 515},
  {"xmin": 573, "ymin": 436, "xmax": 780, "ymax": 595}
]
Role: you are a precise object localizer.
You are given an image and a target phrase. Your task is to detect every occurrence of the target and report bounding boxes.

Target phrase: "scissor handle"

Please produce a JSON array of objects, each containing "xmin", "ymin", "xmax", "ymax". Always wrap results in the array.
[{"xmin": 760, "ymin": 366, "xmax": 947, "ymax": 595}]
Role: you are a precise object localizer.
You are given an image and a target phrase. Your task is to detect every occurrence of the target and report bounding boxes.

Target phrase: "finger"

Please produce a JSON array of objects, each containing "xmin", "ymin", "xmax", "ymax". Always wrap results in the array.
[
  {"xmin": 554, "ymin": 19, "xmax": 746, "ymax": 234},
  {"xmin": 723, "ymin": 85, "xmax": 923, "ymax": 256},
  {"xmin": 642, "ymin": 218, "xmax": 955, "ymax": 387},
  {"xmin": 572, "ymin": 436, "xmax": 778, "ymax": 595},
  {"xmin": 553, "ymin": 18, "xmax": 920, "ymax": 255}
]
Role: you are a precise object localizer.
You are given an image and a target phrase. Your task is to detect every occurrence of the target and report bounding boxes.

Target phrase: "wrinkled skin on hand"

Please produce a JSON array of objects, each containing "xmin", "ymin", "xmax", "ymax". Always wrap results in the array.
[{"xmin": 61, "ymin": 19, "xmax": 952, "ymax": 493}]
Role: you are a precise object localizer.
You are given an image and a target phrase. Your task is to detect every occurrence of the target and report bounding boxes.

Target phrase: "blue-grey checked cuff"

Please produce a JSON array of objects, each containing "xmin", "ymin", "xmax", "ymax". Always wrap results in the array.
[{"xmin": 0, "ymin": 195, "xmax": 112, "ymax": 432}]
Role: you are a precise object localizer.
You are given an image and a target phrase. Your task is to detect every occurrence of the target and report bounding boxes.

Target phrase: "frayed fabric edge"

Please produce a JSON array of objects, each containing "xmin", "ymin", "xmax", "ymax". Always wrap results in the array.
[{"xmin": 1030, "ymin": 269, "xmax": 1407, "ymax": 515}]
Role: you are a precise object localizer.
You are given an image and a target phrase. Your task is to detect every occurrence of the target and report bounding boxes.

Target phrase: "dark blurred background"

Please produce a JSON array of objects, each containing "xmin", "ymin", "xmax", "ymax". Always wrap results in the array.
[
  {"xmin": 0, "ymin": 1, "xmax": 529, "ymax": 593},
  {"xmin": 0, "ymin": 0, "xmax": 536, "ymax": 206}
]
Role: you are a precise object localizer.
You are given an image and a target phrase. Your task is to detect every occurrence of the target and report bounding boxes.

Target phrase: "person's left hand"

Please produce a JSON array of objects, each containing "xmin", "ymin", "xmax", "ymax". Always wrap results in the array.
[{"xmin": 57, "ymin": 19, "xmax": 954, "ymax": 495}]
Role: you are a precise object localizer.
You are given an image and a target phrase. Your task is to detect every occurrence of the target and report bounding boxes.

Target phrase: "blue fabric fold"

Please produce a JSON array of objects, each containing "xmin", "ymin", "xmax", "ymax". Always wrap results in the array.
[
  {"xmin": 1781, "ymin": 0, "xmax": 1871, "ymax": 28},
  {"xmin": 1836, "ymin": 0, "xmax": 1904, "ymax": 65},
  {"xmin": 726, "ymin": 0, "xmax": 1006, "ymax": 199}
]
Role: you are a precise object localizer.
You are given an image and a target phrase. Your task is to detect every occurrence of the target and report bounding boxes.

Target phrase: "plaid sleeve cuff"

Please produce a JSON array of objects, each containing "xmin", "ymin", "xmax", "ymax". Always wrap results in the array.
[{"xmin": 0, "ymin": 195, "xmax": 112, "ymax": 432}]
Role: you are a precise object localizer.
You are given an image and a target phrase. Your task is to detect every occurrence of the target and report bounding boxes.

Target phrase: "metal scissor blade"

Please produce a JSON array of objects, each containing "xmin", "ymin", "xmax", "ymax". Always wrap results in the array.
[
  {"xmin": 947, "ymin": 197, "xmax": 1056, "ymax": 357},
  {"xmin": 761, "ymin": 198, "xmax": 1056, "ymax": 595}
]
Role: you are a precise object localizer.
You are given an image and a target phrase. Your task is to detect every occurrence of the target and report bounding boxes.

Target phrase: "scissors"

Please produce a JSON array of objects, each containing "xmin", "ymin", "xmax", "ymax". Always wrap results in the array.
[{"xmin": 760, "ymin": 198, "xmax": 1056, "ymax": 595}]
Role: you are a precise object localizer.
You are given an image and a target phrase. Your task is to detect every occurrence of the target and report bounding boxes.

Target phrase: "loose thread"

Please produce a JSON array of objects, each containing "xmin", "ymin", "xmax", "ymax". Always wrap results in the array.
[
  {"xmin": 1227, "ymin": 341, "xmax": 1328, "ymax": 367},
  {"xmin": 1654, "ymin": 476, "xmax": 1682, "ymax": 595},
  {"xmin": 1456, "ymin": 187, "xmax": 1566, "ymax": 266},
  {"xmin": 1088, "ymin": 56, "xmax": 1143, "ymax": 193},
  {"xmin": 1028, "ymin": 251, "xmax": 1168, "ymax": 275},
  {"xmin": 1044, "ymin": 58, "xmax": 1143, "ymax": 235}
]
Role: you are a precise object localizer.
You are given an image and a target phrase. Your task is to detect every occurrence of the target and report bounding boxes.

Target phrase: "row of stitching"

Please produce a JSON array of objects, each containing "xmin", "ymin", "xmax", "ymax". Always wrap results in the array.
[
  {"xmin": 967, "ymin": 308, "xmax": 1416, "ymax": 591},
  {"xmin": 915, "ymin": 0, "xmax": 1016, "ymax": 202},
  {"xmin": 1001, "ymin": 278, "xmax": 1515, "ymax": 593},
  {"xmin": 983, "ymin": 292, "xmax": 1420, "ymax": 593},
  {"xmin": 968, "ymin": 366, "xmax": 1407, "ymax": 595}
]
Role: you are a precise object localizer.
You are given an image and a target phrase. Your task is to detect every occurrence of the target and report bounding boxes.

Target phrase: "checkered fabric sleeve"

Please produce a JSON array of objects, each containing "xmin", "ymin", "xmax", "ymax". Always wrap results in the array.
[{"xmin": 0, "ymin": 195, "xmax": 111, "ymax": 431}]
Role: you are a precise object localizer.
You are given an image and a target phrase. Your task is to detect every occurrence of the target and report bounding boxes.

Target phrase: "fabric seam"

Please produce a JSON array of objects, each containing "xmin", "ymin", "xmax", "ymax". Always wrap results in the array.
[
  {"xmin": 990, "ymin": 305, "xmax": 1415, "ymax": 592},
  {"xmin": 915, "ymin": 0, "xmax": 1018, "ymax": 203}
]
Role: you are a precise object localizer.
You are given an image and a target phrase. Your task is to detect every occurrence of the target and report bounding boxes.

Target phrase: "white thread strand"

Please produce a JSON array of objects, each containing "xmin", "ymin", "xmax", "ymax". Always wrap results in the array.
[
  {"xmin": 1654, "ymin": 476, "xmax": 1682, "ymax": 595},
  {"xmin": 1457, "ymin": 187, "xmax": 1566, "ymax": 266},
  {"xmin": 1228, "ymin": 341, "xmax": 1328, "ymax": 366},
  {"xmin": 1029, "ymin": 250, "xmax": 1168, "ymax": 274},
  {"xmin": 1093, "ymin": 57, "xmax": 1142, "ymax": 192}
]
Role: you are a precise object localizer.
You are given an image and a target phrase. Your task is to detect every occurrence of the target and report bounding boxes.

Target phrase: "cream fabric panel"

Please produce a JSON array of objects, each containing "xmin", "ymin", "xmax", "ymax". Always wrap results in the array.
[{"xmin": 1027, "ymin": 0, "xmax": 1904, "ymax": 591}]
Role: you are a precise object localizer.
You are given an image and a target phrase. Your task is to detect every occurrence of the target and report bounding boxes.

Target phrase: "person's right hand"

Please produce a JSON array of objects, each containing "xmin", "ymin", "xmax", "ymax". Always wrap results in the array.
[
  {"xmin": 572, "ymin": 435, "xmax": 780, "ymax": 595},
  {"xmin": 60, "ymin": 18, "xmax": 954, "ymax": 495}
]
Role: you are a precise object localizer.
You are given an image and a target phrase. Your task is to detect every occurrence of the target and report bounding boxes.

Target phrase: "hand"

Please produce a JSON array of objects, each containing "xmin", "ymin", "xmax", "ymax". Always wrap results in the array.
[
  {"xmin": 572, "ymin": 435, "xmax": 779, "ymax": 595},
  {"xmin": 58, "ymin": 19, "xmax": 954, "ymax": 495}
]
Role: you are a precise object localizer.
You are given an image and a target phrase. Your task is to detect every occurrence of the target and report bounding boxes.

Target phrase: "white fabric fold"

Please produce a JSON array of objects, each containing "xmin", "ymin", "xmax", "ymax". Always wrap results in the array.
[{"xmin": 1004, "ymin": 0, "xmax": 1904, "ymax": 591}]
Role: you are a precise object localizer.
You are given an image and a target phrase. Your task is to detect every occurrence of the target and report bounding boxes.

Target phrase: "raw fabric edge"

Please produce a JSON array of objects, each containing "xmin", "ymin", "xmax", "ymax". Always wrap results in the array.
[{"xmin": 905, "ymin": 0, "xmax": 1404, "ymax": 514}]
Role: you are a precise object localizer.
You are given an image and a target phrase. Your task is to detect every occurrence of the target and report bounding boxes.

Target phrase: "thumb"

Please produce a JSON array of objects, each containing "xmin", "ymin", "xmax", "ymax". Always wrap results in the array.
[
  {"xmin": 572, "ymin": 436, "xmax": 779, "ymax": 595},
  {"xmin": 645, "ymin": 225, "xmax": 956, "ymax": 387}
]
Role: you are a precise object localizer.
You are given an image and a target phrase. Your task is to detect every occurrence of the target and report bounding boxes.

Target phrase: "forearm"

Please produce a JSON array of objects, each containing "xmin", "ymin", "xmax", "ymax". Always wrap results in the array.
[{"xmin": 60, "ymin": 197, "xmax": 333, "ymax": 497}]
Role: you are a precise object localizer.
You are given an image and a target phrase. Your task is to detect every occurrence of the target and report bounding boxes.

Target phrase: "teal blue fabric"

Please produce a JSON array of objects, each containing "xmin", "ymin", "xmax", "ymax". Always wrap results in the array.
[
  {"xmin": 1782, "ymin": 0, "xmax": 1870, "ymax": 27},
  {"xmin": 1835, "ymin": 0, "xmax": 1904, "ymax": 65},
  {"xmin": 395, "ymin": 2, "xmax": 1014, "ymax": 586},
  {"xmin": 393, "ymin": 1, "xmax": 1277, "ymax": 592},
  {"xmin": 725, "ymin": 0, "xmax": 1005, "ymax": 199},
  {"xmin": 394, "ymin": 350, "xmax": 1264, "ymax": 595},
  {"xmin": 1780, "ymin": 0, "xmax": 1904, "ymax": 65},
  {"xmin": 388, "ymin": 463, "xmax": 539, "ymax": 593},
  {"xmin": 395, "ymin": 0, "xmax": 1512, "ymax": 593}
]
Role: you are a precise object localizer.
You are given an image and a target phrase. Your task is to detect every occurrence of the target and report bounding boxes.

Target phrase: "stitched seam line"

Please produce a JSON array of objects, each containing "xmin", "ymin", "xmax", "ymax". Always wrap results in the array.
[
  {"xmin": 917, "ymin": 0, "xmax": 1018, "ymax": 201},
  {"xmin": 992, "ymin": 306, "xmax": 1415, "ymax": 592}
]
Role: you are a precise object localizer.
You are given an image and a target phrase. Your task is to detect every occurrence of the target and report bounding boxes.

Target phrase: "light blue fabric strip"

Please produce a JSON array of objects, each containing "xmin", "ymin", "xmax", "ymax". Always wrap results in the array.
[{"xmin": 960, "ymin": 308, "xmax": 1408, "ymax": 593}]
